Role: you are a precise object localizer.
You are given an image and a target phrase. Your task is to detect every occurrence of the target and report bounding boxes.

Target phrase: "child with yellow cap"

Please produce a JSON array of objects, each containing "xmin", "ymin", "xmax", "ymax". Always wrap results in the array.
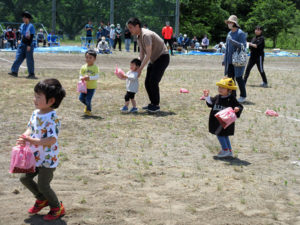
[{"xmin": 203, "ymin": 77, "xmax": 243, "ymax": 158}]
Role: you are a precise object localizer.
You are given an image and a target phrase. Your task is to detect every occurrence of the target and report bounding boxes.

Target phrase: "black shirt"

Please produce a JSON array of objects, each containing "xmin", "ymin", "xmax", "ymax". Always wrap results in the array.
[
  {"xmin": 249, "ymin": 35, "xmax": 265, "ymax": 56},
  {"xmin": 124, "ymin": 29, "xmax": 131, "ymax": 39},
  {"xmin": 207, "ymin": 94, "xmax": 243, "ymax": 136}
]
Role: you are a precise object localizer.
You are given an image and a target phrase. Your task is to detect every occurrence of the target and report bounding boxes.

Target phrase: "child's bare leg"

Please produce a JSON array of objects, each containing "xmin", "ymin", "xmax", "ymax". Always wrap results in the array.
[
  {"xmin": 131, "ymin": 99, "xmax": 136, "ymax": 108},
  {"xmin": 125, "ymin": 101, "xmax": 130, "ymax": 107}
]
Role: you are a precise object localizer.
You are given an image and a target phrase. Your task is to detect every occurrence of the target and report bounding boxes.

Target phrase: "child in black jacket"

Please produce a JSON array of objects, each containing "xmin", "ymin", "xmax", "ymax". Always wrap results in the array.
[{"xmin": 203, "ymin": 78, "xmax": 243, "ymax": 158}]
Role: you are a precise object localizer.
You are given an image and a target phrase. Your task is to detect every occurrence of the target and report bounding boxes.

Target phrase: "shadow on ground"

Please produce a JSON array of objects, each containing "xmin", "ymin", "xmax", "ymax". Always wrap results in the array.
[
  {"xmin": 242, "ymin": 100, "xmax": 256, "ymax": 105},
  {"xmin": 213, "ymin": 156, "xmax": 251, "ymax": 166},
  {"xmin": 135, "ymin": 111, "xmax": 176, "ymax": 117},
  {"xmin": 24, "ymin": 214, "xmax": 67, "ymax": 225},
  {"xmin": 247, "ymin": 84, "xmax": 271, "ymax": 89},
  {"xmin": 81, "ymin": 115, "xmax": 104, "ymax": 120}
]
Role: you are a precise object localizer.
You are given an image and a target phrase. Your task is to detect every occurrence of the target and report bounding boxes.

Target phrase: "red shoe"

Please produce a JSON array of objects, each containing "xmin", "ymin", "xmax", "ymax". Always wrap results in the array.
[
  {"xmin": 43, "ymin": 202, "xmax": 65, "ymax": 221},
  {"xmin": 28, "ymin": 200, "xmax": 49, "ymax": 214}
]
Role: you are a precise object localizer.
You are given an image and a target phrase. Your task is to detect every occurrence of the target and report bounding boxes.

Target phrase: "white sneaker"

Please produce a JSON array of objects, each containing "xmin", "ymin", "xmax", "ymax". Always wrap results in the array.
[
  {"xmin": 260, "ymin": 82, "xmax": 268, "ymax": 88},
  {"xmin": 217, "ymin": 150, "xmax": 233, "ymax": 158},
  {"xmin": 237, "ymin": 97, "xmax": 246, "ymax": 103}
]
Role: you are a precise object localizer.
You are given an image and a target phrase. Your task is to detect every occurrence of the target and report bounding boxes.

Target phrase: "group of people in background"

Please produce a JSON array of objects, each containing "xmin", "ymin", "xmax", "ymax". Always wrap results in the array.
[
  {"xmin": 85, "ymin": 20, "xmax": 146, "ymax": 53},
  {"xmin": 0, "ymin": 27, "xmax": 21, "ymax": 50},
  {"xmin": 1, "ymin": 26, "xmax": 60, "ymax": 49}
]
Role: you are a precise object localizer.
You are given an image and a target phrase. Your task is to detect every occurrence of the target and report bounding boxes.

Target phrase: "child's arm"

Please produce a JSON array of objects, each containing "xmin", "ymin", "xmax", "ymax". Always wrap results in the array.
[
  {"xmin": 17, "ymin": 136, "xmax": 56, "ymax": 146},
  {"xmin": 203, "ymin": 89, "xmax": 213, "ymax": 107},
  {"xmin": 88, "ymin": 66, "xmax": 100, "ymax": 81},
  {"xmin": 125, "ymin": 71, "xmax": 138, "ymax": 80},
  {"xmin": 232, "ymin": 97, "xmax": 243, "ymax": 117}
]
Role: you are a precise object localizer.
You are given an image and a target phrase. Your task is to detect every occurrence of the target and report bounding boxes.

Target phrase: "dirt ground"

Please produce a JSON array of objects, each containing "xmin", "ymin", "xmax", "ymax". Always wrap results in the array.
[{"xmin": 0, "ymin": 51, "xmax": 300, "ymax": 225}]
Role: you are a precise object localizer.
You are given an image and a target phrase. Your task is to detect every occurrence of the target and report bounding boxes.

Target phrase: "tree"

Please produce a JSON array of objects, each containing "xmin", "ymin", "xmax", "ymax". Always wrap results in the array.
[
  {"xmin": 180, "ymin": 0, "xmax": 229, "ymax": 42},
  {"xmin": 245, "ymin": 0, "xmax": 297, "ymax": 48}
]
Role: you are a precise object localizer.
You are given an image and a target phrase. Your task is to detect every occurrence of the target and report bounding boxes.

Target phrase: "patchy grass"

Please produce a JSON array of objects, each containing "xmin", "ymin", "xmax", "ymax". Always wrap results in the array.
[{"xmin": 0, "ymin": 52, "xmax": 300, "ymax": 224}]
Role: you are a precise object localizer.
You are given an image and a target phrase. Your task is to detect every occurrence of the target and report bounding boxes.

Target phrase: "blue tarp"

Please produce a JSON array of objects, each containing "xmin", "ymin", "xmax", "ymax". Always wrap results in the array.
[
  {"xmin": 1, "ymin": 46, "xmax": 299, "ymax": 57},
  {"xmin": 175, "ymin": 50, "xmax": 299, "ymax": 57},
  {"xmin": 175, "ymin": 51, "xmax": 224, "ymax": 56},
  {"xmin": 0, "ymin": 46, "xmax": 88, "ymax": 53}
]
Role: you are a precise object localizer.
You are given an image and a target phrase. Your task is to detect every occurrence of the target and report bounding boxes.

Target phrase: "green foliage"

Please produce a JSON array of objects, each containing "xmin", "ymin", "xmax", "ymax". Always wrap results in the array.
[
  {"xmin": 180, "ymin": 0, "xmax": 229, "ymax": 41},
  {"xmin": 0, "ymin": 0, "xmax": 299, "ymax": 48},
  {"xmin": 245, "ymin": 0, "xmax": 297, "ymax": 48}
]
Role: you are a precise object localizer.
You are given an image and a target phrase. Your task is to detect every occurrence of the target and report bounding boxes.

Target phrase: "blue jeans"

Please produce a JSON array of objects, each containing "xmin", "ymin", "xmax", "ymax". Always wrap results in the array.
[
  {"xmin": 79, "ymin": 89, "xmax": 95, "ymax": 111},
  {"xmin": 109, "ymin": 38, "xmax": 114, "ymax": 49},
  {"xmin": 11, "ymin": 43, "xmax": 34, "ymax": 74},
  {"xmin": 125, "ymin": 39, "xmax": 131, "ymax": 52},
  {"xmin": 217, "ymin": 136, "xmax": 232, "ymax": 150}
]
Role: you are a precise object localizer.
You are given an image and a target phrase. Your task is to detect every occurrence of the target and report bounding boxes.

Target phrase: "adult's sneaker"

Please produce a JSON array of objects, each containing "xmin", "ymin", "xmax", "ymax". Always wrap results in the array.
[
  {"xmin": 26, "ymin": 74, "xmax": 37, "ymax": 79},
  {"xmin": 142, "ymin": 104, "xmax": 151, "ymax": 110},
  {"xmin": 8, "ymin": 72, "xmax": 18, "ymax": 77},
  {"xmin": 28, "ymin": 200, "xmax": 49, "ymax": 214},
  {"xmin": 147, "ymin": 105, "xmax": 160, "ymax": 113},
  {"xmin": 260, "ymin": 82, "xmax": 268, "ymax": 88},
  {"xmin": 237, "ymin": 97, "xmax": 246, "ymax": 103},
  {"xmin": 43, "ymin": 202, "xmax": 65, "ymax": 221}
]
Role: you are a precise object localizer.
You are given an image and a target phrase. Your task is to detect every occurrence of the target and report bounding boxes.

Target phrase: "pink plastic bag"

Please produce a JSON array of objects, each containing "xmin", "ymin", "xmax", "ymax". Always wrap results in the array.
[
  {"xmin": 115, "ymin": 65, "xmax": 126, "ymax": 80},
  {"xmin": 265, "ymin": 109, "xmax": 279, "ymax": 117},
  {"xmin": 180, "ymin": 88, "xmax": 189, "ymax": 93},
  {"xmin": 77, "ymin": 80, "xmax": 87, "ymax": 94},
  {"xmin": 10, "ymin": 143, "xmax": 36, "ymax": 173},
  {"xmin": 215, "ymin": 107, "xmax": 237, "ymax": 129}
]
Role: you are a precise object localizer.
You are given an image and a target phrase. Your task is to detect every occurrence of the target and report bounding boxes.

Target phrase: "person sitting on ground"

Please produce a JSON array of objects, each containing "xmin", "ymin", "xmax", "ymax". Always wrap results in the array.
[
  {"xmin": 96, "ymin": 36, "xmax": 110, "ymax": 54},
  {"xmin": 37, "ymin": 29, "xmax": 46, "ymax": 47},
  {"xmin": 201, "ymin": 35, "xmax": 209, "ymax": 49},
  {"xmin": 5, "ymin": 27, "xmax": 16, "ymax": 50},
  {"xmin": 191, "ymin": 36, "xmax": 198, "ymax": 49},
  {"xmin": 177, "ymin": 33, "xmax": 183, "ymax": 46},
  {"xmin": 183, "ymin": 34, "xmax": 190, "ymax": 49},
  {"xmin": 47, "ymin": 33, "xmax": 59, "ymax": 46},
  {"xmin": 214, "ymin": 42, "xmax": 226, "ymax": 53}
]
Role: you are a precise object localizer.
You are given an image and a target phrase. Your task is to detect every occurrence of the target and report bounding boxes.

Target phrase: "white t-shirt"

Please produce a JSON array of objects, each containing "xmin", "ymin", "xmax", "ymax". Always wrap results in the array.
[
  {"xmin": 27, "ymin": 110, "xmax": 60, "ymax": 168},
  {"xmin": 126, "ymin": 71, "xmax": 139, "ymax": 93}
]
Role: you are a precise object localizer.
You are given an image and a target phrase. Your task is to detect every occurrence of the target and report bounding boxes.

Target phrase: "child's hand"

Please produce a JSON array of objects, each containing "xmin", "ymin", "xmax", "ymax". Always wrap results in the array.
[
  {"xmin": 234, "ymin": 107, "xmax": 240, "ymax": 113},
  {"xmin": 82, "ymin": 75, "xmax": 89, "ymax": 81},
  {"xmin": 203, "ymin": 89, "xmax": 209, "ymax": 97},
  {"xmin": 16, "ymin": 135, "xmax": 30, "ymax": 146},
  {"xmin": 16, "ymin": 136, "xmax": 26, "ymax": 146}
]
